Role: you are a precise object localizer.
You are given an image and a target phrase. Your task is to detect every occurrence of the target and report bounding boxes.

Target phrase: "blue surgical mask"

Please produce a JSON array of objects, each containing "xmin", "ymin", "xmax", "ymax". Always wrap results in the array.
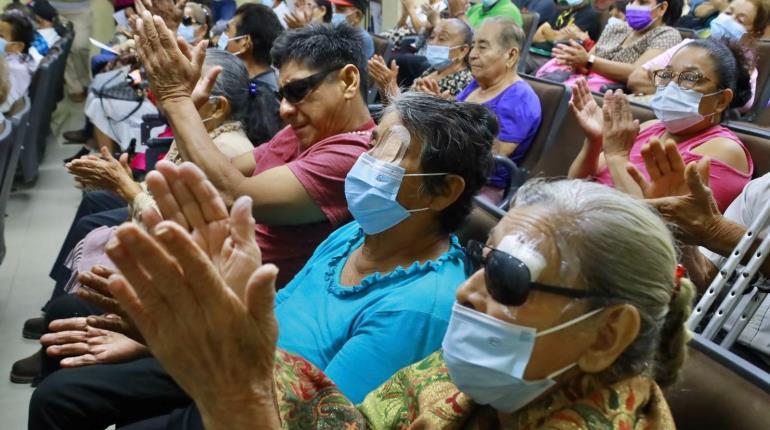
[
  {"xmin": 332, "ymin": 12, "xmax": 349, "ymax": 26},
  {"xmin": 425, "ymin": 44, "xmax": 457, "ymax": 70},
  {"xmin": 177, "ymin": 24, "xmax": 196, "ymax": 43},
  {"xmin": 0, "ymin": 37, "xmax": 7, "ymax": 55},
  {"xmin": 564, "ymin": 0, "xmax": 583, "ymax": 7},
  {"xmin": 482, "ymin": 0, "xmax": 498, "ymax": 8},
  {"xmin": 710, "ymin": 13, "xmax": 747, "ymax": 42},
  {"xmin": 442, "ymin": 303, "xmax": 604, "ymax": 412},
  {"xmin": 217, "ymin": 34, "xmax": 247, "ymax": 51},
  {"xmin": 651, "ymin": 83, "xmax": 720, "ymax": 133},
  {"xmin": 344, "ymin": 152, "xmax": 446, "ymax": 235}
]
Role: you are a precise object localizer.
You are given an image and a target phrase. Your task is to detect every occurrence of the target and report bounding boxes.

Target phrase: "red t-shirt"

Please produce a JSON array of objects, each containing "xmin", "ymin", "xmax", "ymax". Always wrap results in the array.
[{"xmin": 252, "ymin": 121, "xmax": 374, "ymax": 287}]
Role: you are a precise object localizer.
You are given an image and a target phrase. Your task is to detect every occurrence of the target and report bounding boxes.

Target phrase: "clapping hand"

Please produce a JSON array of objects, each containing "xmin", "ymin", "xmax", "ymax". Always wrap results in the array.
[
  {"xmin": 367, "ymin": 55, "xmax": 400, "ymax": 100},
  {"xmin": 66, "ymin": 147, "xmax": 136, "ymax": 198},
  {"xmin": 601, "ymin": 89, "xmax": 639, "ymax": 160},
  {"xmin": 134, "ymin": 0, "xmax": 186, "ymax": 32},
  {"xmin": 413, "ymin": 77, "xmax": 451, "ymax": 99},
  {"xmin": 569, "ymin": 78, "xmax": 603, "ymax": 144},
  {"xmin": 552, "ymin": 40, "xmax": 589, "ymax": 68},
  {"xmin": 41, "ymin": 319, "xmax": 149, "ymax": 368}
]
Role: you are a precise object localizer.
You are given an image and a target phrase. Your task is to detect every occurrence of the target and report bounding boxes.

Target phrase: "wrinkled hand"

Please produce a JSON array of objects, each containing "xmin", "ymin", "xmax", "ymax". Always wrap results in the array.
[
  {"xmin": 553, "ymin": 40, "xmax": 589, "ymax": 67},
  {"xmin": 563, "ymin": 24, "xmax": 588, "ymax": 41},
  {"xmin": 448, "ymin": 0, "xmax": 469, "ymax": 17},
  {"xmin": 627, "ymin": 138, "xmax": 710, "ymax": 199},
  {"xmin": 142, "ymin": 161, "xmax": 262, "ymax": 296},
  {"xmin": 66, "ymin": 147, "xmax": 135, "ymax": 197},
  {"xmin": 643, "ymin": 161, "xmax": 722, "ymax": 246},
  {"xmin": 569, "ymin": 78, "xmax": 603, "ymax": 144},
  {"xmin": 105, "ymin": 216, "xmax": 280, "ymax": 423},
  {"xmin": 285, "ymin": 7, "xmax": 313, "ymax": 29},
  {"xmin": 367, "ymin": 55, "xmax": 399, "ymax": 99},
  {"xmin": 413, "ymin": 77, "xmax": 451, "ymax": 99},
  {"xmin": 135, "ymin": 0, "xmax": 186, "ymax": 32},
  {"xmin": 76, "ymin": 265, "xmax": 145, "ymax": 342},
  {"xmin": 41, "ymin": 318, "xmax": 149, "ymax": 368},
  {"xmin": 602, "ymin": 90, "xmax": 639, "ymax": 160},
  {"xmin": 133, "ymin": 10, "xmax": 206, "ymax": 104}
]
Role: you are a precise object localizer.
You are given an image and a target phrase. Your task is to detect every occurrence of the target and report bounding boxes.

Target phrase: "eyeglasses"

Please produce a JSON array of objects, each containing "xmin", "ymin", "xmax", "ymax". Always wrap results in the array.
[
  {"xmin": 278, "ymin": 66, "xmax": 342, "ymax": 104},
  {"xmin": 652, "ymin": 69, "xmax": 713, "ymax": 90},
  {"xmin": 181, "ymin": 16, "xmax": 200, "ymax": 26},
  {"xmin": 465, "ymin": 240, "xmax": 604, "ymax": 306}
]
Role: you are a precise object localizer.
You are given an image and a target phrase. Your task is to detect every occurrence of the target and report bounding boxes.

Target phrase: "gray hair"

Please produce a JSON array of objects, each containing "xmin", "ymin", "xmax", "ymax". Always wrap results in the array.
[
  {"xmin": 383, "ymin": 92, "xmax": 496, "ymax": 233},
  {"xmin": 483, "ymin": 16, "xmax": 524, "ymax": 51},
  {"xmin": 203, "ymin": 48, "xmax": 250, "ymax": 121},
  {"xmin": 512, "ymin": 179, "xmax": 694, "ymax": 387}
]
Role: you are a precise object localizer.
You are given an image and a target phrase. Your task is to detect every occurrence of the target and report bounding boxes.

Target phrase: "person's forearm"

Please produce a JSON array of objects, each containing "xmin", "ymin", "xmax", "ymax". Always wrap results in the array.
[
  {"xmin": 117, "ymin": 178, "xmax": 144, "ymax": 204},
  {"xmin": 161, "ymin": 98, "xmax": 247, "ymax": 206},
  {"xmin": 590, "ymin": 58, "xmax": 635, "ymax": 84},
  {"xmin": 627, "ymin": 68, "xmax": 656, "ymax": 95},
  {"xmin": 703, "ymin": 217, "xmax": 770, "ymax": 279},
  {"xmin": 680, "ymin": 245, "xmax": 718, "ymax": 293},
  {"xmin": 568, "ymin": 139, "xmax": 602, "ymax": 178},
  {"xmin": 694, "ymin": 3, "xmax": 716, "ymax": 17},
  {"xmin": 407, "ymin": 9, "xmax": 426, "ymax": 32},
  {"xmin": 605, "ymin": 154, "xmax": 643, "ymax": 197}
]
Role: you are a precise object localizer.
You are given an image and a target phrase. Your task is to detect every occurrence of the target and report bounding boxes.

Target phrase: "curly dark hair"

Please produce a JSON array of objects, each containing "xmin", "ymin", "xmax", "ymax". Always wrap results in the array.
[{"xmin": 386, "ymin": 92, "xmax": 497, "ymax": 234}]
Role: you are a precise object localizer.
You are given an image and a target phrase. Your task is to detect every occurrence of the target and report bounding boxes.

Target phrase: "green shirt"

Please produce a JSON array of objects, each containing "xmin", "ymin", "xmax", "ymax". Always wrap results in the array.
[{"xmin": 466, "ymin": 0, "xmax": 523, "ymax": 27}]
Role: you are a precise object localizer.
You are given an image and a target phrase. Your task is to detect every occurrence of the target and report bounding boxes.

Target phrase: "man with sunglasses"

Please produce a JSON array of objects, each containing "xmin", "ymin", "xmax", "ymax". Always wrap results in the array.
[{"xmin": 132, "ymin": 17, "xmax": 374, "ymax": 288}]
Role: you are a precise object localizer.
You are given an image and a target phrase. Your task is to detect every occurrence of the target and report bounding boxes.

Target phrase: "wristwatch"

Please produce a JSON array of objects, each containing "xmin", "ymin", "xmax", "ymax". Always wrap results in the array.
[{"xmin": 586, "ymin": 54, "xmax": 596, "ymax": 71}]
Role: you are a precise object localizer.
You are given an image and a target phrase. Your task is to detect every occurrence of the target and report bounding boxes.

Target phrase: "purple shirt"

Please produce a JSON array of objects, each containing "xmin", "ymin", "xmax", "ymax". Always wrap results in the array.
[{"xmin": 457, "ymin": 79, "xmax": 541, "ymax": 188}]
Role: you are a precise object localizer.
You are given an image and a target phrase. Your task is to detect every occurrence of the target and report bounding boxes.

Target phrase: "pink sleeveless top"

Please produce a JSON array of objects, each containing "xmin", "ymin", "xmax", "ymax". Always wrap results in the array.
[{"xmin": 595, "ymin": 122, "xmax": 753, "ymax": 212}]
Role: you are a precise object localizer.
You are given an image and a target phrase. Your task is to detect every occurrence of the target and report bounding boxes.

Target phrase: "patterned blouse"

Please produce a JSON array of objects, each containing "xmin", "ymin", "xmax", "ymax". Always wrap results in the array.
[
  {"xmin": 594, "ymin": 22, "xmax": 682, "ymax": 64},
  {"xmin": 418, "ymin": 67, "xmax": 474, "ymax": 97},
  {"xmin": 272, "ymin": 349, "xmax": 677, "ymax": 429}
]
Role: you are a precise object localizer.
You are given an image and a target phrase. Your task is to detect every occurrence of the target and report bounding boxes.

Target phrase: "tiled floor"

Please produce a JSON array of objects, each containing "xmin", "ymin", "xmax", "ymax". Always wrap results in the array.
[{"xmin": 0, "ymin": 100, "xmax": 84, "ymax": 429}]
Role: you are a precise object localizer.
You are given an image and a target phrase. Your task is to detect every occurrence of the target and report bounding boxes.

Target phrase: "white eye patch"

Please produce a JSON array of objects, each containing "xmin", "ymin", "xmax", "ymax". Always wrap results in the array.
[{"xmin": 496, "ymin": 234, "xmax": 547, "ymax": 282}]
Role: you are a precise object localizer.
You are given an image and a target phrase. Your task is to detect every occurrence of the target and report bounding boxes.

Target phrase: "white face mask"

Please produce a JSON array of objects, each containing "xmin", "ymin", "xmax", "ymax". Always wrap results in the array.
[
  {"xmin": 651, "ymin": 83, "xmax": 720, "ymax": 133},
  {"xmin": 441, "ymin": 302, "xmax": 604, "ymax": 412}
]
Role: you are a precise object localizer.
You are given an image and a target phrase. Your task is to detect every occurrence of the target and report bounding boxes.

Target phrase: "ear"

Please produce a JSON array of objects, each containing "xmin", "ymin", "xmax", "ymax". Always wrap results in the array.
[
  {"xmin": 576, "ymin": 304, "xmax": 640, "ymax": 374},
  {"xmin": 714, "ymin": 88, "xmax": 734, "ymax": 114},
  {"xmin": 211, "ymin": 95, "xmax": 231, "ymax": 121},
  {"xmin": 427, "ymin": 174, "xmax": 466, "ymax": 212},
  {"xmin": 656, "ymin": 1, "xmax": 669, "ymax": 18},
  {"xmin": 339, "ymin": 64, "xmax": 360, "ymax": 101},
  {"xmin": 507, "ymin": 47, "xmax": 520, "ymax": 69}
]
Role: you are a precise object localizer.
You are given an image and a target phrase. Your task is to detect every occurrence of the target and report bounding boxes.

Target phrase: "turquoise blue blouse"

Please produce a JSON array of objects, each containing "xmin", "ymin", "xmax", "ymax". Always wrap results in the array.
[{"xmin": 274, "ymin": 221, "xmax": 466, "ymax": 403}]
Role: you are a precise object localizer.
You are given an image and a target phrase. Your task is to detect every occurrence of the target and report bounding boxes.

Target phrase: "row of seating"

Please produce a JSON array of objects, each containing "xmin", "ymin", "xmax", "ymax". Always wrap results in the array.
[{"xmin": 0, "ymin": 25, "xmax": 74, "ymax": 265}]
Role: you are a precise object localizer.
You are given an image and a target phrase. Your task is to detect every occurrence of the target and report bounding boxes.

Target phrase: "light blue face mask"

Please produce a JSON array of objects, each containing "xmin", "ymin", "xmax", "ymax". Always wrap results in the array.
[
  {"xmin": 563, "ymin": 0, "xmax": 583, "ymax": 7},
  {"xmin": 344, "ymin": 152, "xmax": 447, "ymax": 235},
  {"xmin": 442, "ymin": 303, "xmax": 604, "ymax": 412},
  {"xmin": 217, "ymin": 33, "xmax": 247, "ymax": 51},
  {"xmin": 425, "ymin": 44, "xmax": 462, "ymax": 70},
  {"xmin": 651, "ymin": 83, "xmax": 720, "ymax": 133},
  {"xmin": 262, "ymin": 0, "xmax": 274, "ymax": 7},
  {"xmin": 482, "ymin": 0, "xmax": 498, "ymax": 8},
  {"xmin": 710, "ymin": 13, "xmax": 747, "ymax": 42},
  {"xmin": 177, "ymin": 24, "xmax": 196, "ymax": 43},
  {"xmin": 331, "ymin": 12, "xmax": 349, "ymax": 26},
  {"xmin": 0, "ymin": 37, "xmax": 7, "ymax": 55}
]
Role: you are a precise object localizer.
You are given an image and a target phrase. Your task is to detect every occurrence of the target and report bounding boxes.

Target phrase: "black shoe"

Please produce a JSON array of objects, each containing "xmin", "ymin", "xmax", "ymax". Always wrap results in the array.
[
  {"xmin": 62, "ymin": 129, "xmax": 89, "ymax": 144},
  {"xmin": 23, "ymin": 317, "xmax": 46, "ymax": 340},
  {"xmin": 64, "ymin": 147, "xmax": 90, "ymax": 164},
  {"xmin": 10, "ymin": 350, "xmax": 41, "ymax": 384}
]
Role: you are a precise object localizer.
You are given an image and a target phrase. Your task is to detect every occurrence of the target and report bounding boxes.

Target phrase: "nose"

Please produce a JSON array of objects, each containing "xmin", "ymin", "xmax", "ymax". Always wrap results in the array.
[
  {"xmin": 279, "ymin": 97, "xmax": 297, "ymax": 120},
  {"xmin": 455, "ymin": 269, "xmax": 489, "ymax": 313}
]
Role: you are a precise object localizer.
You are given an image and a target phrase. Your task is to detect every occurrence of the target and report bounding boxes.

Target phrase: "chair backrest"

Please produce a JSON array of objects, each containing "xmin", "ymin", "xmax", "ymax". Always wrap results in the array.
[
  {"xmin": 518, "ymin": 74, "xmax": 572, "ymax": 172},
  {"xmin": 518, "ymin": 12, "xmax": 540, "ymax": 74},
  {"xmin": 19, "ymin": 58, "xmax": 54, "ymax": 183},
  {"xmin": 0, "ymin": 116, "xmax": 15, "ymax": 265},
  {"xmin": 726, "ymin": 120, "xmax": 770, "ymax": 177},
  {"xmin": 667, "ymin": 336, "xmax": 770, "ymax": 429},
  {"xmin": 676, "ymin": 27, "xmax": 698, "ymax": 39}
]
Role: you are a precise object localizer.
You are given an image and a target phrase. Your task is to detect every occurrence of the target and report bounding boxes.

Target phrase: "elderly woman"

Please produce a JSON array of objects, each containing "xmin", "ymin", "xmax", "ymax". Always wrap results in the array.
[
  {"xmin": 28, "ymin": 92, "xmax": 497, "ymax": 429},
  {"xmin": 97, "ymin": 174, "xmax": 694, "ymax": 429},
  {"xmin": 176, "ymin": 2, "xmax": 212, "ymax": 44},
  {"xmin": 568, "ymin": 38, "xmax": 753, "ymax": 211},
  {"xmin": 456, "ymin": 16, "xmax": 541, "ymax": 196},
  {"xmin": 628, "ymin": 0, "xmax": 770, "ymax": 113},
  {"xmin": 537, "ymin": 0, "xmax": 683, "ymax": 92},
  {"xmin": 368, "ymin": 18, "xmax": 473, "ymax": 100},
  {"xmin": 9, "ymin": 50, "xmax": 282, "ymax": 385}
]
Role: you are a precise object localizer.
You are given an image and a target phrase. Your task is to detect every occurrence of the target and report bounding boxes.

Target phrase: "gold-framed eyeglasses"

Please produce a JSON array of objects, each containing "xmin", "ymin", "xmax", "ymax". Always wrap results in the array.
[{"xmin": 652, "ymin": 69, "xmax": 712, "ymax": 90}]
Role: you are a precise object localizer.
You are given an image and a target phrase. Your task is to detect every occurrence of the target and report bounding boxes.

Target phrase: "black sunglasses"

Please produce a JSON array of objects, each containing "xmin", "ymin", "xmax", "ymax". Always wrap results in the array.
[
  {"xmin": 278, "ymin": 66, "xmax": 342, "ymax": 104},
  {"xmin": 465, "ymin": 240, "xmax": 603, "ymax": 306},
  {"xmin": 182, "ymin": 16, "xmax": 199, "ymax": 26}
]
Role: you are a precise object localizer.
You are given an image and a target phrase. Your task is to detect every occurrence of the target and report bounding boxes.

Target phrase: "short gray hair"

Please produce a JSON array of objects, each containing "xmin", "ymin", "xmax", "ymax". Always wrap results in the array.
[
  {"xmin": 512, "ymin": 179, "xmax": 694, "ymax": 387},
  {"xmin": 484, "ymin": 16, "xmax": 524, "ymax": 51}
]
